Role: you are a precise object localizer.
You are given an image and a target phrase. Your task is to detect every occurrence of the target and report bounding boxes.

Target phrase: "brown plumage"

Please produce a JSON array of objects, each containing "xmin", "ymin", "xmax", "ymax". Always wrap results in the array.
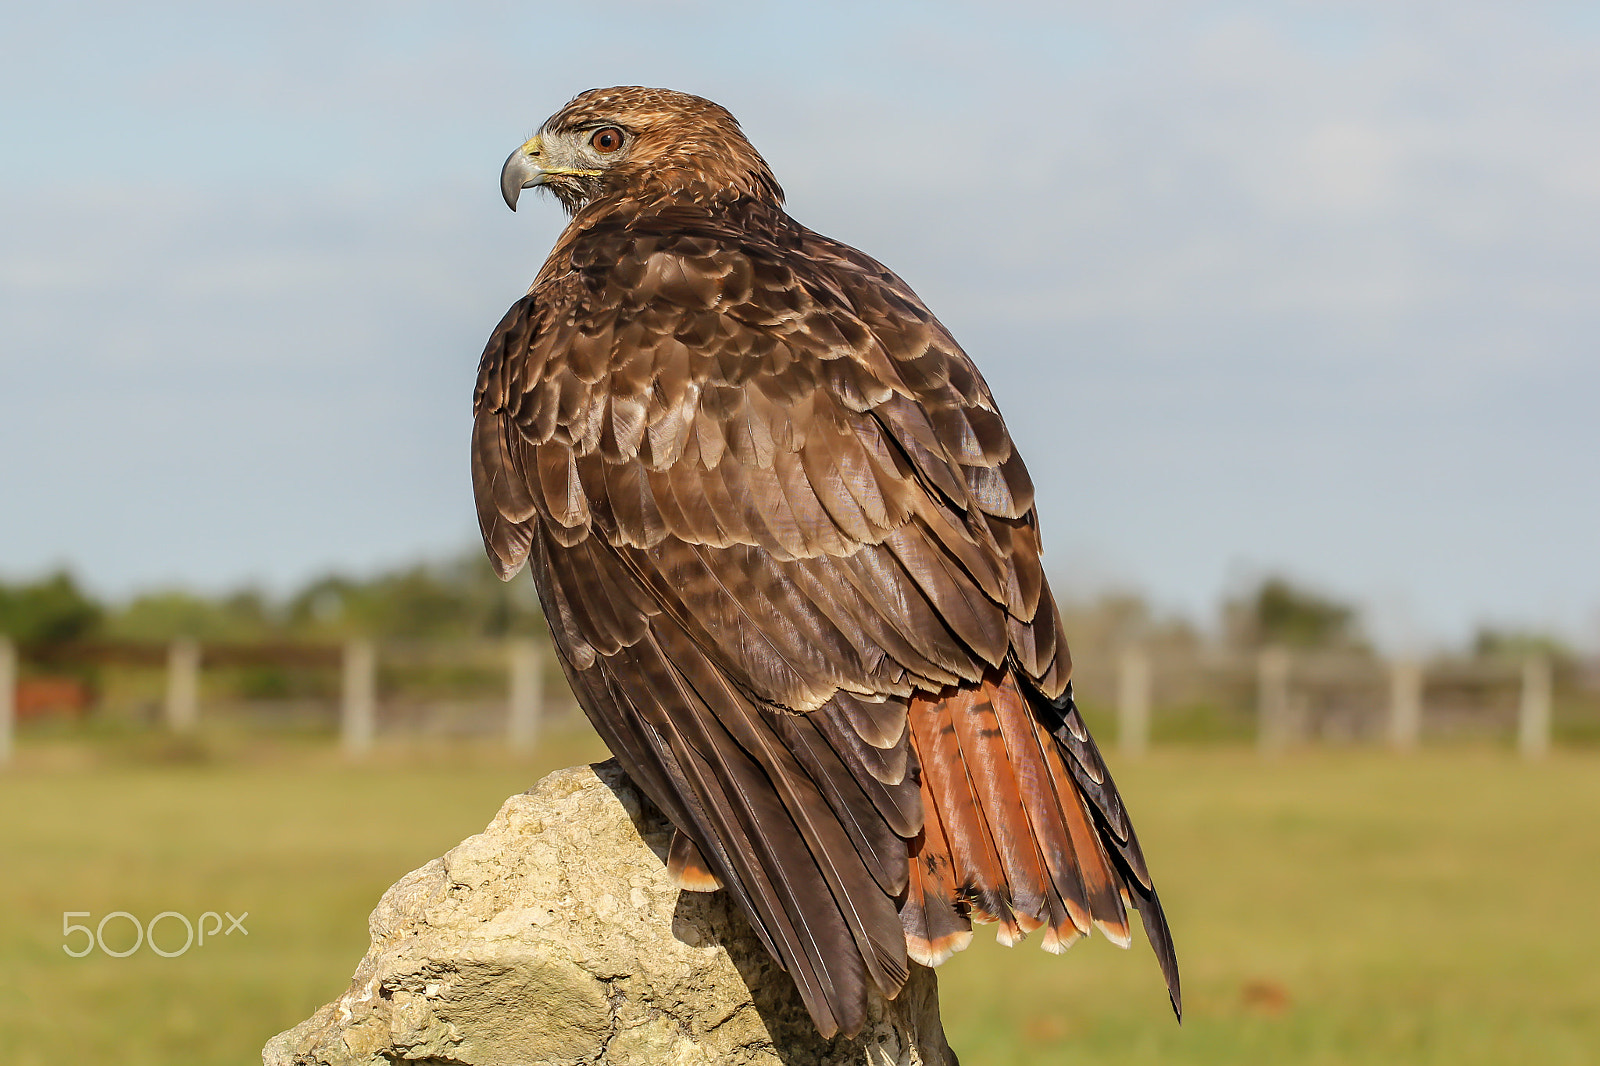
[{"xmin": 474, "ymin": 86, "xmax": 1179, "ymax": 1038}]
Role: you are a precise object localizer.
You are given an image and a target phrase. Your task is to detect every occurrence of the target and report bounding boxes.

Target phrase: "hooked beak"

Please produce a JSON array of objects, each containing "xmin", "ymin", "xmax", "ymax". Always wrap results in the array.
[{"xmin": 500, "ymin": 137, "xmax": 545, "ymax": 211}]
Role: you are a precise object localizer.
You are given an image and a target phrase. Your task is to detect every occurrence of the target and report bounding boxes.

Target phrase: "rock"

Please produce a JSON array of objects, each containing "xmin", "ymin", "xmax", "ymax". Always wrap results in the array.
[{"xmin": 264, "ymin": 760, "xmax": 958, "ymax": 1066}]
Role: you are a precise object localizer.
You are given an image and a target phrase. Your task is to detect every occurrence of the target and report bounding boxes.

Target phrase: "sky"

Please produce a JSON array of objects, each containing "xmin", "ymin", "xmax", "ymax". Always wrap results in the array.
[{"xmin": 1, "ymin": 1, "xmax": 1597, "ymax": 650}]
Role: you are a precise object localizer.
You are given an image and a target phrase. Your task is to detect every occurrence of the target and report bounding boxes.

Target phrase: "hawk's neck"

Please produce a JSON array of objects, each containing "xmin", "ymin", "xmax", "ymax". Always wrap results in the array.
[{"xmin": 536, "ymin": 188, "xmax": 793, "ymax": 287}]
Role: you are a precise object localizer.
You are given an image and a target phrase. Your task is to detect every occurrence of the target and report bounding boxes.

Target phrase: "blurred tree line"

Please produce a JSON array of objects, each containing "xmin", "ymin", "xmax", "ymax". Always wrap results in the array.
[
  {"xmin": 1059, "ymin": 574, "xmax": 1371, "ymax": 665},
  {"xmin": 0, "ymin": 551, "xmax": 548, "ymax": 646},
  {"xmin": 3, "ymin": 558, "xmax": 1573, "ymax": 662},
  {"xmin": 3, "ymin": 558, "xmax": 1588, "ymax": 739},
  {"xmin": 0, "ymin": 572, "xmax": 103, "ymax": 644}
]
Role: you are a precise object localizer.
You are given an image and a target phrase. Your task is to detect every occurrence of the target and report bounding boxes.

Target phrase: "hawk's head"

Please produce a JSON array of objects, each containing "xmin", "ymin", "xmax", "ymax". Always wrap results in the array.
[{"xmin": 500, "ymin": 86, "xmax": 784, "ymax": 216}]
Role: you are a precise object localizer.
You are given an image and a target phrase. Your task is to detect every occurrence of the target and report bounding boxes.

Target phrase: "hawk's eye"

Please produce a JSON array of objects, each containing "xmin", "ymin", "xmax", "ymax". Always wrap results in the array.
[{"xmin": 590, "ymin": 127, "xmax": 624, "ymax": 154}]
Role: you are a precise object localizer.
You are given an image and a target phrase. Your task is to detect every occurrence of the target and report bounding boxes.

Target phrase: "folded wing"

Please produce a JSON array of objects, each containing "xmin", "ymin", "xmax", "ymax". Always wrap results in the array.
[{"xmin": 473, "ymin": 203, "xmax": 1178, "ymax": 1035}]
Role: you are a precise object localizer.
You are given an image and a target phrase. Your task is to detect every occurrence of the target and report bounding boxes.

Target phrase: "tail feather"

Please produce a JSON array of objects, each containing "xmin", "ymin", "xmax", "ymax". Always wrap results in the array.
[
  {"xmin": 901, "ymin": 720, "xmax": 973, "ymax": 967},
  {"xmin": 988, "ymin": 676, "xmax": 1095, "ymax": 938},
  {"xmin": 1033, "ymin": 706, "xmax": 1132, "ymax": 945},
  {"xmin": 946, "ymin": 682, "xmax": 1052, "ymax": 937},
  {"xmin": 901, "ymin": 832, "xmax": 974, "ymax": 966},
  {"xmin": 906, "ymin": 691, "xmax": 1015, "ymax": 929},
  {"xmin": 900, "ymin": 669, "xmax": 1181, "ymax": 1020}
]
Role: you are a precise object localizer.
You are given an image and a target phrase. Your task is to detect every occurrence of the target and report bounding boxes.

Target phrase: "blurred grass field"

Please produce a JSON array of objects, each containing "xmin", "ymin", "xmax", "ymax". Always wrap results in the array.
[{"xmin": 2, "ymin": 730, "xmax": 1597, "ymax": 1065}]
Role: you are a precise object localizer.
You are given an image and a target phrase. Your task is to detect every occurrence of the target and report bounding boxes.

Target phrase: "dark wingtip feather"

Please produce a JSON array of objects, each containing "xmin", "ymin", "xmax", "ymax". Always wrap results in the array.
[
  {"xmin": 1138, "ymin": 887, "xmax": 1182, "ymax": 1021},
  {"xmin": 1018, "ymin": 674, "xmax": 1182, "ymax": 1022}
]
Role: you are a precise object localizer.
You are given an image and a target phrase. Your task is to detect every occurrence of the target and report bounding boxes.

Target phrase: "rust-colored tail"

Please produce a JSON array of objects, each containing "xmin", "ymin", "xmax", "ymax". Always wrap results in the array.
[{"xmin": 901, "ymin": 672, "xmax": 1181, "ymax": 1019}]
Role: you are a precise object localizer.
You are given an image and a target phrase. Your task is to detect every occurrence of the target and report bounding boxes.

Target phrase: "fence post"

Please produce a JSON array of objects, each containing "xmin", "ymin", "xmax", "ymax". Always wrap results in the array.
[
  {"xmin": 0, "ymin": 638, "xmax": 14, "ymax": 768},
  {"xmin": 1117, "ymin": 646, "xmax": 1151, "ymax": 758},
  {"xmin": 342, "ymin": 639, "xmax": 376, "ymax": 759},
  {"xmin": 1257, "ymin": 646, "xmax": 1293, "ymax": 754},
  {"xmin": 1388, "ymin": 659, "xmax": 1424, "ymax": 752},
  {"xmin": 508, "ymin": 639, "xmax": 544, "ymax": 754},
  {"xmin": 1518, "ymin": 655, "xmax": 1552, "ymax": 760},
  {"xmin": 165, "ymin": 638, "xmax": 201, "ymax": 734}
]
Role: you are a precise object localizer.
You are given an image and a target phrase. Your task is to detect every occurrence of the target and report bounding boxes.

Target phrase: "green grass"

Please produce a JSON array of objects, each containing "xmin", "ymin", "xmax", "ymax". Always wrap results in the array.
[
  {"xmin": 3, "ymin": 735, "xmax": 1597, "ymax": 1064},
  {"xmin": 940, "ymin": 749, "xmax": 1600, "ymax": 1064},
  {"xmin": 0, "ymin": 730, "xmax": 611, "ymax": 1066}
]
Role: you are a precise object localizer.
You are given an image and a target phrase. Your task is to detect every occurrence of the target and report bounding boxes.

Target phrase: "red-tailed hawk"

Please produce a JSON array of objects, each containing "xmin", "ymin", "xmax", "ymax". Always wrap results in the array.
[{"xmin": 474, "ymin": 86, "xmax": 1179, "ymax": 1038}]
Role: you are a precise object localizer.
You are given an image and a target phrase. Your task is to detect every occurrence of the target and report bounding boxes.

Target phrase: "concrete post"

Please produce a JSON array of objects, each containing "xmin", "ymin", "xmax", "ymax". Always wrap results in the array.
[
  {"xmin": 508, "ymin": 639, "xmax": 545, "ymax": 754},
  {"xmin": 1257, "ymin": 646, "xmax": 1293, "ymax": 754},
  {"xmin": 165, "ymin": 638, "xmax": 201, "ymax": 734},
  {"xmin": 1388, "ymin": 659, "xmax": 1424, "ymax": 752},
  {"xmin": 1518, "ymin": 655, "xmax": 1552, "ymax": 760},
  {"xmin": 1117, "ymin": 646, "xmax": 1151, "ymax": 758},
  {"xmin": 0, "ymin": 638, "xmax": 15, "ymax": 767},
  {"xmin": 342, "ymin": 639, "xmax": 376, "ymax": 759}
]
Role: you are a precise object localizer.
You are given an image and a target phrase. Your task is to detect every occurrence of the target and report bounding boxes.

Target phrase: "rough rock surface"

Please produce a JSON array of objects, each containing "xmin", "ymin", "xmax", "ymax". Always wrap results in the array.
[{"xmin": 263, "ymin": 760, "xmax": 957, "ymax": 1066}]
